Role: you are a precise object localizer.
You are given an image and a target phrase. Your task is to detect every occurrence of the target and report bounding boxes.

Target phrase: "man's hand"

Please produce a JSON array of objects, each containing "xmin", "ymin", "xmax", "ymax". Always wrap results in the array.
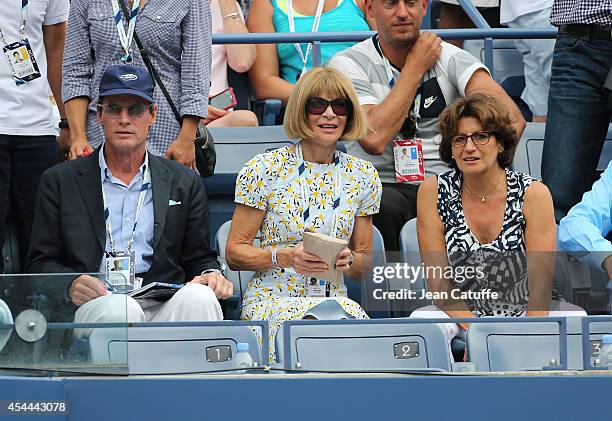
[
  {"xmin": 69, "ymin": 275, "xmax": 109, "ymax": 306},
  {"xmin": 404, "ymin": 32, "xmax": 442, "ymax": 76},
  {"xmin": 165, "ymin": 134, "xmax": 196, "ymax": 170},
  {"xmin": 334, "ymin": 248, "xmax": 354, "ymax": 272},
  {"xmin": 64, "ymin": 135, "xmax": 94, "ymax": 161},
  {"xmin": 292, "ymin": 244, "xmax": 328, "ymax": 276},
  {"xmin": 189, "ymin": 272, "xmax": 234, "ymax": 300},
  {"xmin": 201, "ymin": 105, "xmax": 229, "ymax": 125}
]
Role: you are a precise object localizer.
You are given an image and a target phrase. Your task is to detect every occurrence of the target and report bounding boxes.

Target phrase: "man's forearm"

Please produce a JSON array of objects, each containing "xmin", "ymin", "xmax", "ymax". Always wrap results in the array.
[
  {"xmin": 360, "ymin": 70, "xmax": 422, "ymax": 155},
  {"xmin": 65, "ymin": 97, "xmax": 90, "ymax": 140},
  {"xmin": 43, "ymin": 23, "xmax": 67, "ymax": 119},
  {"xmin": 177, "ymin": 115, "xmax": 199, "ymax": 141}
]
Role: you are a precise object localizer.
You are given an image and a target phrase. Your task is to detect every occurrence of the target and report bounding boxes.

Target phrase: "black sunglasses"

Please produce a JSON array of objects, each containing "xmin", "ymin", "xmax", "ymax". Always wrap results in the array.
[{"xmin": 306, "ymin": 97, "xmax": 352, "ymax": 116}]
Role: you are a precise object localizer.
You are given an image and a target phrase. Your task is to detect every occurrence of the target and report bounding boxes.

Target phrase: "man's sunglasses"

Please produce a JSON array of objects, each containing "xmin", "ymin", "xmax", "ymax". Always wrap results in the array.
[
  {"xmin": 97, "ymin": 103, "xmax": 153, "ymax": 119},
  {"xmin": 306, "ymin": 97, "xmax": 352, "ymax": 116}
]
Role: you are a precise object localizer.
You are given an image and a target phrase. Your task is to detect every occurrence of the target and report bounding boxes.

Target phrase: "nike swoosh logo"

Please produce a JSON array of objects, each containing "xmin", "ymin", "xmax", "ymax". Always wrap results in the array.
[{"xmin": 424, "ymin": 96, "xmax": 436, "ymax": 109}]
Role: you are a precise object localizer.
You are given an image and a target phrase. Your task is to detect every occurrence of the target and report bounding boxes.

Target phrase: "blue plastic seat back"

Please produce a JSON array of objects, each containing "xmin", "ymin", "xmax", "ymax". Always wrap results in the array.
[{"xmin": 276, "ymin": 319, "xmax": 453, "ymax": 372}]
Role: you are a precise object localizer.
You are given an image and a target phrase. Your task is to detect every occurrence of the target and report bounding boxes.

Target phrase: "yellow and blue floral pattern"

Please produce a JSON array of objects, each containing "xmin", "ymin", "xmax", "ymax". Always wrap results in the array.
[{"xmin": 235, "ymin": 143, "xmax": 382, "ymax": 361}]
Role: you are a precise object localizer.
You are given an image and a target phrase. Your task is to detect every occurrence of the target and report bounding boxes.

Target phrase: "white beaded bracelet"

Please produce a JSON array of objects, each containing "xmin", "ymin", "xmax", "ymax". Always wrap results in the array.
[{"xmin": 271, "ymin": 248, "xmax": 281, "ymax": 270}]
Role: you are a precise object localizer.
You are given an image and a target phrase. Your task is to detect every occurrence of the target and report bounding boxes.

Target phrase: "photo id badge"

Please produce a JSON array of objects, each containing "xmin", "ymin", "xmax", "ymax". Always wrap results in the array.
[
  {"xmin": 306, "ymin": 278, "xmax": 327, "ymax": 297},
  {"xmin": 393, "ymin": 138, "xmax": 425, "ymax": 182},
  {"xmin": 105, "ymin": 251, "xmax": 135, "ymax": 292},
  {"xmin": 3, "ymin": 39, "xmax": 41, "ymax": 85}
]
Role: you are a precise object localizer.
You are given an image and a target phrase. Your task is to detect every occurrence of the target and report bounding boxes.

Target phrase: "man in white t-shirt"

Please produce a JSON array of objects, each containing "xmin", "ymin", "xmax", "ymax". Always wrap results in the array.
[
  {"xmin": 328, "ymin": 0, "xmax": 525, "ymax": 251},
  {"xmin": 500, "ymin": 0, "xmax": 555, "ymax": 122},
  {"xmin": 0, "ymin": 0, "xmax": 70, "ymax": 273}
]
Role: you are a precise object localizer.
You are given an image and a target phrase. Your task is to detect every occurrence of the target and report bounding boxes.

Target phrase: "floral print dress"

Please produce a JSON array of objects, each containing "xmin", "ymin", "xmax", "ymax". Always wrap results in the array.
[{"xmin": 235, "ymin": 143, "xmax": 382, "ymax": 361}]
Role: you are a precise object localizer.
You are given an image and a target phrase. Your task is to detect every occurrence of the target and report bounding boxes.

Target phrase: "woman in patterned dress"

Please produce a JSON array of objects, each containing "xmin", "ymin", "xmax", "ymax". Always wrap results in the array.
[
  {"xmin": 226, "ymin": 67, "xmax": 382, "ymax": 360},
  {"xmin": 412, "ymin": 94, "xmax": 584, "ymax": 357}
]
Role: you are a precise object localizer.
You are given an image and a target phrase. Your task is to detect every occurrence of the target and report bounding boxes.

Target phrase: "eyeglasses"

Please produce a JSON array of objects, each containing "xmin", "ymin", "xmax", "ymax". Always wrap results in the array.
[
  {"xmin": 306, "ymin": 97, "xmax": 352, "ymax": 116},
  {"xmin": 451, "ymin": 131, "xmax": 492, "ymax": 147},
  {"xmin": 97, "ymin": 103, "xmax": 153, "ymax": 119}
]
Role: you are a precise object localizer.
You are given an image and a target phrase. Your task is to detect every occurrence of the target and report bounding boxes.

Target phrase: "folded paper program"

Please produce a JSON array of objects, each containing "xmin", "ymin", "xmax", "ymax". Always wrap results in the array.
[{"xmin": 302, "ymin": 231, "xmax": 348, "ymax": 285}]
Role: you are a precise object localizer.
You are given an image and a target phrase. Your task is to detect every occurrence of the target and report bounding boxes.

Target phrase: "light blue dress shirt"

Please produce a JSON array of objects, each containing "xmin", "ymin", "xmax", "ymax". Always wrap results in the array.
[
  {"xmin": 98, "ymin": 147, "xmax": 154, "ymax": 274},
  {"xmin": 558, "ymin": 160, "xmax": 612, "ymax": 270}
]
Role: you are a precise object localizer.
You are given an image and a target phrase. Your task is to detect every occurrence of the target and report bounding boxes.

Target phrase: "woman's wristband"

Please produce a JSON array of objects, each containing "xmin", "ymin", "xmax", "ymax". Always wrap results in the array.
[
  {"xmin": 271, "ymin": 248, "xmax": 281, "ymax": 270},
  {"xmin": 223, "ymin": 12, "xmax": 239, "ymax": 20}
]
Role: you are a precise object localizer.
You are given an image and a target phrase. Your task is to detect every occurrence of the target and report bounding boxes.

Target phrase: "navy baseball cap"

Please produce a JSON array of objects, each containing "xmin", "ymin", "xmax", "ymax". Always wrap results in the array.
[{"xmin": 98, "ymin": 64, "xmax": 154, "ymax": 103}]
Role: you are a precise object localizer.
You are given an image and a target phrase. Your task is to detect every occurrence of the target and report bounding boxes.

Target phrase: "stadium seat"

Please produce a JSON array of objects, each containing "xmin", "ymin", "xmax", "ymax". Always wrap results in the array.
[
  {"xmin": 275, "ymin": 319, "xmax": 453, "ymax": 372},
  {"xmin": 395, "ymin": 218, "xmax": 433, "ymax": 316},
  {"xmin": 467, "ymin": 316, "xmax": 612, "ymax": 372},
  {"xmin": 463, "ymin": 39, "xmax": 524, "ymax": 83},
  {"xmin": 227, "ymin": 68, "xmax": 283, "ymax": 126},
  {"xmin": 215, "ymin": 220, "xmax": 256, "ymax": 320},
  {"xmin": 346, "ymin": 225, "xmax": 391, "ymax": 318},
  {"xmin": 88, "ymin": 322, "xmax": 266, "ymax": 375},
  {"xmin": 204, "ymin": 126, "xmax": 298, "ymax": 246},
  {"xmin": 513, "ymin": 122, "xmax": 612, "ymax": 179}
]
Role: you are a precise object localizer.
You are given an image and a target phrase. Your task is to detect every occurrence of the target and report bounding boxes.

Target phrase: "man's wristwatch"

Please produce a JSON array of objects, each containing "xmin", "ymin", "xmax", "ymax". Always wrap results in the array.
[
  {"xmin": 201, "ymin": 261, "xmax": 226, "ymax": 277},
  {"xmin": 58, "ymin": 119, "xmax": 69, "ymax": 130}
]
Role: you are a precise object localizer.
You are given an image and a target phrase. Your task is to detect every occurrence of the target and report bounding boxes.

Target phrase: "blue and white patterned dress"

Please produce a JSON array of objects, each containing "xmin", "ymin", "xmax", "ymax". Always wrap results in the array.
[
  {"xmin": 437, "ymin": 168, "xmax": 535, "ymax": 317},
  {"xmin": 235, "ymin": 144, "xmax": 382, "ymax": 360}
]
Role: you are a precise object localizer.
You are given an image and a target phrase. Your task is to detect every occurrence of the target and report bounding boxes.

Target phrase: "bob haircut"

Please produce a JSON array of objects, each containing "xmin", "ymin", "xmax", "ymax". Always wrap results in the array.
[
  {"xmin": 438, "ymin": 93, "xmax": 519, "ymax": 170},
  {"xmin": 283, "ymin": 66, "xmax": 369, "ymax": 141}
]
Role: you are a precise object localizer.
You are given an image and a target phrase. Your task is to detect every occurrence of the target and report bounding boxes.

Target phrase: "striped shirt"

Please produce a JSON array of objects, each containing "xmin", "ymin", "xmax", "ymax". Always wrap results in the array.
[
  {"xmin": 550, "ymin": 0, "xmax": 612, "ymax": 28},
  {"xmin": 328, "ymin": 36, "xmax": 487, "ymax": 184},
  {"xmin": 62, "ymin": 0, "xmax": 212, "ymax": 157}
]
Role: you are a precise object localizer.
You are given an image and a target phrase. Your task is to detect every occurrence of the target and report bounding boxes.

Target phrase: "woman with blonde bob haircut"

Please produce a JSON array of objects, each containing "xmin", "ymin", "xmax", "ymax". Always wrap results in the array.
[
  {"xmin": 283, "ymin": 66, "xmax": 369, "ymax": 141},
  {"xmin": 226, "ymin": 66, "xmax": 382, "ymax": 360}
]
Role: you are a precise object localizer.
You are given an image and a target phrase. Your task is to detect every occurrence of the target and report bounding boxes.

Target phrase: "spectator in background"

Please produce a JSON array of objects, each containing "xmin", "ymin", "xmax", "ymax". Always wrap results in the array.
[
  {"xmin": 413, "ymin": 94, "xmax": 584, "ymax": 357},
  {"xmin": 437, "ymin": 0, "xmax": 501, "ymax": 47},
  {"xmin": 247, "ymin": 0, "xmax": 376, "ymax": 104},
  {"xmin": 328, "ymin": 0, "xmax": 524, "ymax": 252},
  {"xmin": 542, "ymin": 0, "xmax": 612, "ymax": 222},
  {"xmin": 500, "ymin": 0, "xmax": 555, "ymax": 123},
  {"xmin": 0, "ymin": 0, "xmax": 69, "ymax": 273},
  {"xmin": 226, "ymin": 67, "xmax": 381, "ymax": 360},
  {"xmin": 559, "ymin": 162, "xmax": 612, "ymax": 285},
  {"xmin": 206, "ymin": 0, "xmax": 259, "ymax": 128},
  {"xmin": 62, "ymin": 0, "xmax": 211, "ymax": 171}
]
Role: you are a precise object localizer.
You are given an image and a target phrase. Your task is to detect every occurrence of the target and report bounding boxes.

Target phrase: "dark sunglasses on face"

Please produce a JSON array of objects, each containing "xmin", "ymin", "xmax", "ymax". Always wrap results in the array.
[
  {"xmin": 306, "ymin": 97, "xmax": 352, "ymax": 116},
  {"xmin": 97, "ymin": 103, "xmax": 153, "ymax": 119}
]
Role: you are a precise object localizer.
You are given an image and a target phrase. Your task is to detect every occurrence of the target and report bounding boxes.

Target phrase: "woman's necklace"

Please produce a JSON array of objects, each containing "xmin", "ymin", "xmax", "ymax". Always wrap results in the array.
[{"xmin": 464, "ymin": 171, "xmax": 504, "ymax": 203}]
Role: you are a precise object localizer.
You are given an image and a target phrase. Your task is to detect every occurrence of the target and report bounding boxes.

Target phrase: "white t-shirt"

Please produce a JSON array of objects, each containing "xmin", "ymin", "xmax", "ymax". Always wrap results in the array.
[
  {"xmin": 438, "ymin": 0, "xmax": 499, "ymax": 7},
  {"xmin": 0, "ymin": 0, "xmax": 69, "ymax": 136},
  {"xmin": 328, "ymin": 36, "xmax": 488, "ymax": 184},
  {"xmin": 499, "ymin": 0, "xmax": 553, "ymax": 23}
]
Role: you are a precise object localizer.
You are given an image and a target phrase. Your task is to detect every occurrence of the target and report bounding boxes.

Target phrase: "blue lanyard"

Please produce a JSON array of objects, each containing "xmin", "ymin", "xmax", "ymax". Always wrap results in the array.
[
  {"xmin": 101, "ymin": 156, "xmax": 150, "ymax": 253},
  {"xmin": 110, "ymin": 0, "xmax": 141, "ymax": 62},
  {"xmin": 295, "ymin": 142, "xmax": 342, "ymax": 237}
]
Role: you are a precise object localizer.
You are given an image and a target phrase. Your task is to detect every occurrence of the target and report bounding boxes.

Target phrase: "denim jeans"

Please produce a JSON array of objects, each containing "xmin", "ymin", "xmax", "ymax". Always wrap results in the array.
[
  {"xmin": 0, "ymin": 135, "xmax": 60, "ymax": 272},
  {"xmin": 542, "ymin": 33, "xmax": 612, "ymax": 222}
]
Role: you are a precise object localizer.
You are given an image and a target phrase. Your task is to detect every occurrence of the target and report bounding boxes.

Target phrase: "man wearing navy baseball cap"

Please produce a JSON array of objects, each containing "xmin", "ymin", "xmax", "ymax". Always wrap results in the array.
[{"xmin": 27, "ymin": 64, "xmax": 233, "ymax": 330}]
